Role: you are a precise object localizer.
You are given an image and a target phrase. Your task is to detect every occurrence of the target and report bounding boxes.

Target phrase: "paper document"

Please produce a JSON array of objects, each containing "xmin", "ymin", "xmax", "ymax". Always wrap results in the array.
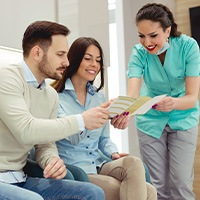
[{"xmin": 108, "ymin": 94, "xmax": 166, "ymax": 118}]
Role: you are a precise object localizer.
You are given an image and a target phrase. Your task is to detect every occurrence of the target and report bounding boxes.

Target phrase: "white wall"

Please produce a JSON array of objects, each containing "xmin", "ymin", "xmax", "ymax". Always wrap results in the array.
[
  {"xmin": 0, "ymin": 46, "xmax": 22, "ymax": 66},
  {"xmin": 0, "ymin": 0, "xmax": 56, "ymax": 50},
  {"xmin": 0, "ymin": 0, "xmax": 110, "ymax": 61}
]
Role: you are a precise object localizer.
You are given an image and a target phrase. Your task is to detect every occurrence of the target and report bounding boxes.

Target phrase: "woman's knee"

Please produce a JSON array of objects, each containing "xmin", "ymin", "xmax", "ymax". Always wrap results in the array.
[
  {"xmin": 89, "ymin": 174, "xmax": 120, "ymax": 200},
  {"xmin": 146, "ymin": 182, "xmax": 157, "ymax": 200},
  {"xmin": 121, "ymin": 156, "xmax": 144, "ymax": 171}
]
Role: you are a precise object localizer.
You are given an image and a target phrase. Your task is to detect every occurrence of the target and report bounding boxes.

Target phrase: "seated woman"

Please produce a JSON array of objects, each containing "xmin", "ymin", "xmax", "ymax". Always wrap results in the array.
[{"xmin": 51, "ymin": 37, "xmax": 157, "ymax": 200}]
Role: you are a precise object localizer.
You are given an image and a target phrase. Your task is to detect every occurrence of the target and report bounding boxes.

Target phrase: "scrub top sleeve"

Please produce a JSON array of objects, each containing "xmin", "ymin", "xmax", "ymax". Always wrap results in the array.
[
  {"xmin": 185, "ymin": 39, "xmax": 200, "ymax": 76},
  {"xmin": 127, "ymin": 46, "xmax": 144, "ymax": 78}
]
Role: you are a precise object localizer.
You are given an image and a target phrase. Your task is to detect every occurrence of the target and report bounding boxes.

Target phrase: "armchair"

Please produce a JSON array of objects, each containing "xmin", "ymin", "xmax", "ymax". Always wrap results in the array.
[
  {"xmin": 24, "ymin": 148, "xmax": 151, "ymax": 183},
  {"xmin": 23, "ymin": 148, "xmax": 89, "ymax": 182}
]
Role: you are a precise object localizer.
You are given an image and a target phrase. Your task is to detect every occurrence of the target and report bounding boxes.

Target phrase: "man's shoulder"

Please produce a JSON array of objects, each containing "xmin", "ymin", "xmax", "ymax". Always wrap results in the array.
[
  {"xmin": 0, "ymin": 64, "xmax": 24, "ymax": 85},
  {"xmin": 0, "ymin": 63, "xmax": 20, "ymax": 69},
  {"xmin": 0, "ymin": 64, "xmax": 23, "ymax": 76}
]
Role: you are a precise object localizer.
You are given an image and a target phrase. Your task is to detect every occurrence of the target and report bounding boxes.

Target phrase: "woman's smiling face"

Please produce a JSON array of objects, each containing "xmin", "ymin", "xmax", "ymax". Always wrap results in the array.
[
  {"xmin": 137, "ymin": 20, "xmax": 171, "ymax": 54},
  {"xmin": 74, "ymin": 44, "xmax": 101, "ymax": 83}
]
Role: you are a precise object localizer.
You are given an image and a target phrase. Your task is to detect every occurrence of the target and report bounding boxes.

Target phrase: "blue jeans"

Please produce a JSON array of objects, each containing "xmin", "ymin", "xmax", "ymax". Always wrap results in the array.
[
  {"xmin": 13, "ymin": 176, "xmax": 105, "ymax": 200},
  {"xmin": 0, "ymin": 181, "xmax": 43, "ymax": 200}
]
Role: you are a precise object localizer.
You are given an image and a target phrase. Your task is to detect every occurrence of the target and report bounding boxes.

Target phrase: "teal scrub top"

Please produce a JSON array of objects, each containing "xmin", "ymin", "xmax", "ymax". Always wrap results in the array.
[{"xmin": 127, "ymin": 34, "xmax": 200, "ymax": 139}]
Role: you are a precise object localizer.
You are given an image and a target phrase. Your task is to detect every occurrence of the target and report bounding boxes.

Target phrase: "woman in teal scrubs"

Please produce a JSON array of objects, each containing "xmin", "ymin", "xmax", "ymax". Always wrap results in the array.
[{"xmin": 127, "ymin": 3, "xmax": 200, "ymax": 200}]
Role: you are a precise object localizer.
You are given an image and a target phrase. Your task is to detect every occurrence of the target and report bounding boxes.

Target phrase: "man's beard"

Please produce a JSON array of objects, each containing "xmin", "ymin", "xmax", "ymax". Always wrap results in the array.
[{"xmin": 38, "ymin": 55, "xmax": 62, "ymax": 80}]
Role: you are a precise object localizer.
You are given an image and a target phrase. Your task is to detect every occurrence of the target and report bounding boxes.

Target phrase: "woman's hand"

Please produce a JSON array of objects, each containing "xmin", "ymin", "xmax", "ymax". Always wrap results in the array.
[
  {"xmin": 111, "ymin": 152, "xmax": 129, "ymax": 160},
  {"xmin": 152, "ymin": 96, "xmax": 174, "ymax": 112},
  {"xmin": 110, "ymin": 112, "xmax": 130, "ymax": 129}
]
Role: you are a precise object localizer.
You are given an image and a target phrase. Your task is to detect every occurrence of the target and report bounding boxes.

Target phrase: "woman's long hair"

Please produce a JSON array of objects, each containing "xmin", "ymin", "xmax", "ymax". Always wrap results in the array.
[{"xmin": 51, "ymin": 37, "xmax": 105, "ymax": 93}]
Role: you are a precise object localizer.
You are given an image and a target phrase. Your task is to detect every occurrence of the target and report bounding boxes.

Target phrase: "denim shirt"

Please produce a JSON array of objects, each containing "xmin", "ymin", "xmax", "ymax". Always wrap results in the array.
[
  {"xmin": 127, "ymin": 34, "xmax": 200, "ymax": 138},
  {"xmin": 56, "ymin": 79, "xmax": 118, "ymax": 174}
]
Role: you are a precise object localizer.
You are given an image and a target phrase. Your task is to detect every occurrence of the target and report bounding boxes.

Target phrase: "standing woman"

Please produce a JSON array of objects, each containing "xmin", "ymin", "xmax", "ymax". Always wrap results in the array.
[
  {"xmin": 52, "ymin": 37, "xmax": 157, "ymax": 200},
  {"xmin": 127, "ymin": 3, "xmax": 200, "ymax": 200}
]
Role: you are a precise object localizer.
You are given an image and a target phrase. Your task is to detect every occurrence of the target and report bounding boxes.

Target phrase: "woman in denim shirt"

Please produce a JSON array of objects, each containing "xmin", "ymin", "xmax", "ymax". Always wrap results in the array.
[{"xmin": 52, "ymin": 37, "xmax": 157, "ymax": 200}]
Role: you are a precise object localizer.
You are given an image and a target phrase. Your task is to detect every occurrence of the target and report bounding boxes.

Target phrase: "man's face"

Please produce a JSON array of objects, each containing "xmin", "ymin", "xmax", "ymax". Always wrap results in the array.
[{"xmin": 38, "ymin": 35, "xmax": 69, "ymax": 80}]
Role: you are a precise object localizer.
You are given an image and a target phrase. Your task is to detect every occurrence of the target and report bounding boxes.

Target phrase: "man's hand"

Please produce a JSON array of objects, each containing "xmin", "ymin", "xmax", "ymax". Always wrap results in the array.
[
  {"xmin": 100, "ymin": 99, "xmax": 114, "ymax": 108},
  {"xmin": 43, "ymin": 156, "xmax": 66, "ymax": 180},
  {"xmin": 82, "ymin": 105, "xmax": 110, "ymax": 130}
]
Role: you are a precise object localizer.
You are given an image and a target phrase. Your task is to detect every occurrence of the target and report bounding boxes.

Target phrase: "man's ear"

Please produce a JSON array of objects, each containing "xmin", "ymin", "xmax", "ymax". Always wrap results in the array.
[{"xmin": 31, "ymin": 46, "xmax": 44, "ymax": 61}]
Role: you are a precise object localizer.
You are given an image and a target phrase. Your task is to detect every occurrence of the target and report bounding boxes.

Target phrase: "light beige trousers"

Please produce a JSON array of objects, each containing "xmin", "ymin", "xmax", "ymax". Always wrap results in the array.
[{"xmin": 88, "ymin": 156, "xmax": 157, "ymax": 200}]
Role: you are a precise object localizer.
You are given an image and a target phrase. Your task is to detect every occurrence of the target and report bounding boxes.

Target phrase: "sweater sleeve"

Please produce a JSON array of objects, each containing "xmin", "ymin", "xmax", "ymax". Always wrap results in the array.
[
  {"xmin": 35, "ymin": 143, "xmax": 59, "ymax": 169},
  {"xmin": 34, "ymin": 93, "xmax": 60, "ymax": 169},
  {"xmin": 0, "ymin": 67, "xmax": 81, "ymax": 145}
]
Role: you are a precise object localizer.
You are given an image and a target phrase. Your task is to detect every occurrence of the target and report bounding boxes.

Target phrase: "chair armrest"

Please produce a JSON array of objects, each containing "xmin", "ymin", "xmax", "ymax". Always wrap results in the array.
[
  {"xmin": 23, "ymin": 158, "xmax": 44, "ymax": 178},
  {"xmin": 65, "ymin": 164, "xmax": 89, "ymax": 182},
  {"xmin": 24, "ymin": 158, "xmax": 88, "ymax": 181}
]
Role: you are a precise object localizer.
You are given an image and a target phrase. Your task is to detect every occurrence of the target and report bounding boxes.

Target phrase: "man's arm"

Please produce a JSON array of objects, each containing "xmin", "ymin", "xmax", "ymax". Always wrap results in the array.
[
  {"xmin": 0, "ymin": 67, "xmax": 110, "ymax": 145},
  {"xmin": 33, "ymin": 91, "xmax": 66, "ymax": 179},
  {"xmin": 35, "ymin": 143, "xmax": 67, "ymax": 179}
]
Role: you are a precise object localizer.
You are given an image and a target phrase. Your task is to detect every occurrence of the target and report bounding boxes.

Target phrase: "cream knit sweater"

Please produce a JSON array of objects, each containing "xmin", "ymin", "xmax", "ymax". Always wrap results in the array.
[{"xmin": 0, "ymin": 64, "xmax": 80, "ymax": 171}]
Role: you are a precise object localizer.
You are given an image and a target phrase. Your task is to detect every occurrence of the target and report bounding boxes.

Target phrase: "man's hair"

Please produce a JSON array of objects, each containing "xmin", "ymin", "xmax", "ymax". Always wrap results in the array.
[{"xmin": 22, "ymin": 20, "xmax": 70, "ymax": 57}]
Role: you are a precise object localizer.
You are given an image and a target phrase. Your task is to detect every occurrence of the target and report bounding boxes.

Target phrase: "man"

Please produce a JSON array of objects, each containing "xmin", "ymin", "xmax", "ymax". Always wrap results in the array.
[{"xmin": 0, "ymin": 20, "xmax": 107, "ymax": 200}]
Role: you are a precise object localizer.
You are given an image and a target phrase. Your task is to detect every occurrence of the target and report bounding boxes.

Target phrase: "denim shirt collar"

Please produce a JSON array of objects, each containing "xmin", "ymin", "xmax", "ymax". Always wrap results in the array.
[
  {"xmin": 20, "ymin": 60, "xmax": 46, "ymax": 89},
  {"xmin": 64, "ymin": 79, "xmax": 96, "ymax": 96}
]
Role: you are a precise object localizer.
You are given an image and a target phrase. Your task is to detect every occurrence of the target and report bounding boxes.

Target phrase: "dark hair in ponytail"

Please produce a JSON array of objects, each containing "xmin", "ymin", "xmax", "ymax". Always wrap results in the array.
[{"xmin": 136, "ymin": 3, "xmax": 181, "ymax": 37}]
